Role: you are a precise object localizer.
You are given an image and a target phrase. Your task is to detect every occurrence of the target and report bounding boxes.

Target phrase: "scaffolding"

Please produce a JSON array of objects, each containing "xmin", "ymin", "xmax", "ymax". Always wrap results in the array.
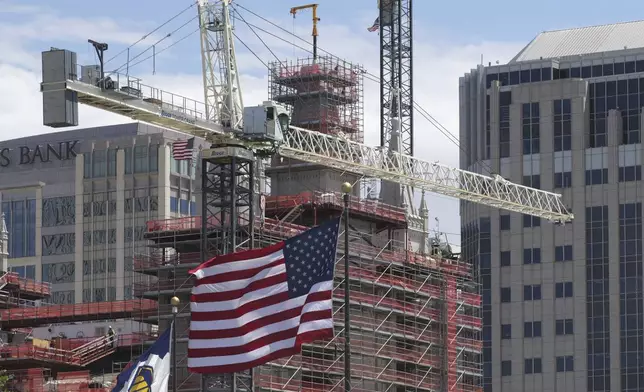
[
  {"xmin": 0, "ymin": 268, "xmax": 157, "ymax": 390},
  {"xmin": 268, "ymin": 56, "xmax": 365, "ymax": 143},
  {"xmin": 139, "ymin": 206, "xmax": 482, "ymax": 392}
]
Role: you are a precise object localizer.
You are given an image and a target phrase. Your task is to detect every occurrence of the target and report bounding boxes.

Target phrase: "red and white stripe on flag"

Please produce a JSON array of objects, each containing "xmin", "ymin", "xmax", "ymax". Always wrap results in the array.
[{"xmin": 187, "ymin": 218, "xmax": 340, "ymax": 374}]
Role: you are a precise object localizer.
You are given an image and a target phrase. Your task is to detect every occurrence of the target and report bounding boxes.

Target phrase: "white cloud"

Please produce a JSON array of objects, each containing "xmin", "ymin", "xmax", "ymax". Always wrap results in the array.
[{"xmin": 0, "ymin": 3, "xmax": 524, "ymax": 242}]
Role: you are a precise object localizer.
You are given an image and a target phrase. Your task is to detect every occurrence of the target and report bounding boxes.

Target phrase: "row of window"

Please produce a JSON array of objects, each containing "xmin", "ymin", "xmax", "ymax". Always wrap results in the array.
[
  {"xmin": 501, "ymin": 319, "xmax": 574, "ymax": 340},
  {"xmin": 487, "ymin": 61, "xmax": 644, "ymax": 90},
  {"xmin": 500, "ymin": 281, "xmax": 574, "ymax": 302},
  {"xmin": 498, "ymin": 245, "xmax": 573, "ymax": 267},
  {"xmin": 2, "ymin": 200, "xmax": 37, "ymax": 258},
  {"xmin": 491, "ymin": 168, "xmax": 640, "ymax": 196},
  {"xmin": 83, "ymin": 146, "xmax": 159, "ymax": 178},
  {"xmin": 169, "ymin": 197, "xmax": 198, "ymax": 216},
  {"xmin": 500, "ymin": 356, "xmax": 574, "ymax": 376}
]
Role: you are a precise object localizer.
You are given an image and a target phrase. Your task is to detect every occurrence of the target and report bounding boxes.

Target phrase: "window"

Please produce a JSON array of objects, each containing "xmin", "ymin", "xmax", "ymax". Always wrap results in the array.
[
  {"xmin": 556, "ymin": 356, "xmax": 574, "ymax": 372},
  {"xmin": 180, "ymin": 199, "xmax": 189, "ymax": 215},
  {"xmin": 524, "ymin": 358, "xmax": 542, "ymax": 374},
  {"xmin": 523, "ymin": 248, "xmax": 541, "ymax": 264},
  {"xmin": 499, "ymin": 92, "xmax": 512, "ymax": 158},
  {"xmin": 523, "ymin": 214, "xmax": 541, "ymax": 228},
  {"xmin": 554, "ymin": 171, "xmax": 572, "ymax": 188},
  {"xmin": 555, "ymin": 245, "xmax": 573, "ymax": 262},
  {"xmin": 501, "ymin": 287, "xmax": 511, "ymax": 303},
  {"xmin": 190, "ymin": 201, "xmax": 198, "ymax": 216},
  {"xmin": 124, "ymin": 147, "xmax": 133, "ymax": 174},
  {"xmin": 2, "ymin": 200, "xmax": 37, "ymax": 258},
  {"xmin": 523, "ymin": 174, "xmax": 541, "ymax": 189},
  {"xmin": 170, "ymin": 197, "xmax": 178, "ymax": 213},
  {"xmin": 107, "ymin": 149, "xmax": 117, "ymax": 176},
  {"xmin": 92, "ymin": 149, "xmax": 106, "ymax": 177},
  {"xmin": 585, "ymin": 168, "xmax": 608, "ymax": 185},
  {"xmin": 501, "ymin": 324, "xmax": 511, "ymax": 339},
  {"xmin": 554, "ymin": 99, "xmax": 572, "ymax": 152},
  {"xmin": 523, "ymin": 284, "xmax": 541, "ymax": 301},
  {"xmin": 500, "ymin": 215, "xmax": 510, "ymax": 230},
  {"xmin": 522, "ymin": 102, "xmax": 540, "ymax": 155},
  {"xmin": 555, "ymin": 281, "xmax": 573, "ymax": 298},
  {"xmin": 149, "ymin": 145, "xmax": 159, "ymax": 172},
  {"xmin": 555, "ymin": 319, "xmax": 574, "ymax": 335},
  {"xmin": 619, "ymin": 165, "xmax": 641, "ymax": 182},
  {"xmin": 524, "ymin": 321, "xmax": 542, "ymax": 338},
  {"xmin": 9, "ymin": 265, "xmax": 36, "ymax": 280},
  {"xmin": 501, "ymin": 360, "xmax": 512, "ymax": 376},
  {"xmin": 83, "ymin": 153, "xmax": 91, "ymax": 178},
  {"xmin": 500, "ymin": 251, "xmax": 511, "ymax": 267},
  {"xmin": 134, "ymin": 145, "xmax": 149, "ymax": 173}
]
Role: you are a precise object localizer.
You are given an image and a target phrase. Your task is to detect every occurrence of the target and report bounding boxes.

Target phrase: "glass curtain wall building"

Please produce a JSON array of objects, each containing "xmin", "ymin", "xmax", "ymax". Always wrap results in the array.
[
  {"xmin": 459, "ymin": 21, "xmax": 644, "ymax": 392},
  {"xmin": 0, "ymin": 122, "xmax": 206, "ymax": 309}
]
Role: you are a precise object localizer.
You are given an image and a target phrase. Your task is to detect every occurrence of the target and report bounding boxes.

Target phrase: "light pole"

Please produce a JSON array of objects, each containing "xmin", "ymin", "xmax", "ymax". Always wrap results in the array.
[
  {"xmin": 171, "ymin": 296, "xmax": 180, "ymax": 392},
  {"xmin": 341, "ymin": 182, "xmax": 352, "ymax": 392}
]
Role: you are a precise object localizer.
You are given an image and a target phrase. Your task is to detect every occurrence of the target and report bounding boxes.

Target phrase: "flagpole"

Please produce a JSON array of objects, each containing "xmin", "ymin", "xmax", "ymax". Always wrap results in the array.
[
  {"xmin": 341, "ymin": 182, "xmax": 352, "ymax": 392},
  {"xmin": 171, "ymin": 296, "xmax": 180, "ymax": 392}
]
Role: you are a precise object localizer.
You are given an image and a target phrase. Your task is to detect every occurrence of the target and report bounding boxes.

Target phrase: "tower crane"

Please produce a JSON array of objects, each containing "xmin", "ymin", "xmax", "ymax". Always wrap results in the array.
[
  {"xmin": 39, "ymin": 1, "xmax": 573, "ymax": 386},
  {"xmin": 39, "ymin": 0, "xmax": 573, "ymax": 243}
]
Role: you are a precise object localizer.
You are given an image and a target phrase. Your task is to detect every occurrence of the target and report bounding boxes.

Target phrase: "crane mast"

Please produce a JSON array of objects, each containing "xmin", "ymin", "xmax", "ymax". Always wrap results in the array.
[
  {"xmin": 379, "ymin": 0, "xmax": 413, "ymax": 155},
  {"xmin": 378, "ymin": 0, "xmax": 415, "ymax": 213},
  {"xmin": 198, "ymin": 0, "xmax": 244, "ymax": 129}
]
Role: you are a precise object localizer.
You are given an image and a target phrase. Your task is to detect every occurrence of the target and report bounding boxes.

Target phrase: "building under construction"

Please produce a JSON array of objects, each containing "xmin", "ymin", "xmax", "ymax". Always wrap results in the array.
[
  {"xmin": 137, "ymin": 201, "xmax": 482, "ymax": 391},
  {"xmin": 7, "ymin": 0, "xmax": 575, "ymax": 390}
]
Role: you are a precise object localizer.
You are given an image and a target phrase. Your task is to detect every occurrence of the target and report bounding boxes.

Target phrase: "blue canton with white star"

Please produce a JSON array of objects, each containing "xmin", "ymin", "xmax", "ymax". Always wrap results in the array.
[{"xmin": 283, "ymin": 218, "xmax": 340, "ymax": 299}]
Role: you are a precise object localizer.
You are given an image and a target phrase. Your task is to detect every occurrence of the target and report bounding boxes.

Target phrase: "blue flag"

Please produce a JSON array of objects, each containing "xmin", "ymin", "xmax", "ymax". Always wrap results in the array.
[{"xmin": 112, "ymin": 324, "xmax": 172, "ymax": 392}]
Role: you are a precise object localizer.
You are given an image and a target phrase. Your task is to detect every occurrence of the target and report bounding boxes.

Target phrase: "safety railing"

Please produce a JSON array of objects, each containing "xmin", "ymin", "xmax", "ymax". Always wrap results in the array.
[
  {"xmin": 0, "ymin": 271, "xmax": 51, "ymax": 297},
  {"xmin": 143, "ymin": 216, "xmax": 473, "ymax": 277},
  {"xmin": 334, "ymin": 289, "xmax": 481, "ymax": 330},
  {"xmin": 0, "ymin": 299, "xmax": 157, "ymax": 327},
  {"xmin": 269, "ymin": 354, "xmax": 442, "ymax": 391},
  {"xmin": 264, "ymin": 191, "xmax": 407, "ymax": 224}
]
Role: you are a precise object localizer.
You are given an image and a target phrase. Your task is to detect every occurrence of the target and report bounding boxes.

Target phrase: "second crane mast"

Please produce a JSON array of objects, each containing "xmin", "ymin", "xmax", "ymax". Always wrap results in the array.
[{"xmin": 378, "ymin": 0, "xmax": 415, "ymax": 211}]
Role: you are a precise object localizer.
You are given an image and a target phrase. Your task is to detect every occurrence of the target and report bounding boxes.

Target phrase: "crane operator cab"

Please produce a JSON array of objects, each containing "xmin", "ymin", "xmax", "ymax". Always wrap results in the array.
[{"xmin": 242, "ymin": 101, "xmax": 289, "ymax": 143}]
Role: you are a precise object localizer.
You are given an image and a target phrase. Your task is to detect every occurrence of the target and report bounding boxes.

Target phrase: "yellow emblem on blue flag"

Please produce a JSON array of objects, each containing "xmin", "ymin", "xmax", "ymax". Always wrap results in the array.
[{"xmin": 128, "ymin": 366, "xmax": 154, "ymax": 392}]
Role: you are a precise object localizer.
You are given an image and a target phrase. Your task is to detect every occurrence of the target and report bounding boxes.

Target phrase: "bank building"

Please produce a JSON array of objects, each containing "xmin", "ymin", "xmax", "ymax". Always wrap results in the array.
[{"xmin": 0, "ymin": 122, "xmax": 205, "ymax": 312}]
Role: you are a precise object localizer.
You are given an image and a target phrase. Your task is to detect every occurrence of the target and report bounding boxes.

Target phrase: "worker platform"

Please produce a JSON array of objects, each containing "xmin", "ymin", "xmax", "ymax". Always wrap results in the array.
[
  {"xmin": 0, "ymin": 299, "xmax": 157, "ymax": 329},
  {"xmin": 0, "ymin": 271, "xmax": 51, "ymax": 301},
  {"xmin": 264, "ymin": 191, "xmax": 407, "ymax": 228},
  {"xmin": 0, "ymin": 332, "xmax": 148, "ymax": 370}
]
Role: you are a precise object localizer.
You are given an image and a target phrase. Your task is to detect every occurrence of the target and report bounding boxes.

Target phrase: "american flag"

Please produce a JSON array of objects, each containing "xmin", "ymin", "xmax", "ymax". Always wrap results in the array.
[
  {"xmin": 187, "ymin": 218, "xmax": 340, "ymax": 374},
  {"xmin": 367, "ymin": 17, "xmax": 379, "ymax": 32},
  {"xmin": 172, "ymin": 137, "xmax": 195, "ymax": 160}
]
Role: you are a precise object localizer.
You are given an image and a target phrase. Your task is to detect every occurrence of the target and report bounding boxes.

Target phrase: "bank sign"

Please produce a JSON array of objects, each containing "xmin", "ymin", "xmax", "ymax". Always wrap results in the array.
[{"xmin": 0, "ymin": 140, "xmax": 79, "ymax": 167}]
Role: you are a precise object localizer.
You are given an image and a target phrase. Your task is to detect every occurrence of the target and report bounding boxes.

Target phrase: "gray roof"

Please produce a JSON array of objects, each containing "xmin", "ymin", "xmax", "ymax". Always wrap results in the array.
[{"xmin": 511, "ymin": 20, "xmax": 644, "ymax": 63}]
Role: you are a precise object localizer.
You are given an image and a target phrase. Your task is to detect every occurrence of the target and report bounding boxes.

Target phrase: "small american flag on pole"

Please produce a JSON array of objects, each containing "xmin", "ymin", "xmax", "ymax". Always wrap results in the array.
[
  {"xmin": 172, "ymin": 137, "xmax": 195, "ymax": 160},
  {"xmin": 367, "ymin": 17, "xmax": 380, "ymax": 32},
  {"xmin": 187, "ymin": 218, "xmax": 340, "ymax": 373}
]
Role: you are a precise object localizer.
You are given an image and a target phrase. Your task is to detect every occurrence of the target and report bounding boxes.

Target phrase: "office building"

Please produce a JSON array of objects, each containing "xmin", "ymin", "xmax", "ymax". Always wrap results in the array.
[
  {"xmin": 459, "ymin": 21, "xmax": 644, "ymax": 392},
  {"xmin": 0, "ymin": 122, "xmax": 206, "ymax": 306}
]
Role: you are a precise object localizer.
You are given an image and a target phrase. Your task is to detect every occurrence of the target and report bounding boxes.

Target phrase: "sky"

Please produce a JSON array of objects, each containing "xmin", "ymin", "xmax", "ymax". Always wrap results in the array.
[{"xmin": 2, "ymin": 0, "xmax": 643, "ymax": 245}]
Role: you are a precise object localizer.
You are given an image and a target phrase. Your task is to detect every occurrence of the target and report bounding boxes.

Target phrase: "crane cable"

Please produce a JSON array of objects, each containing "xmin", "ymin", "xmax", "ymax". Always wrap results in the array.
[
  {"xmin": 104, "ymin": 1, "xmax": 198, "ymax": 66},
  {"xmin": 109, "ymin": 15, "xmax": 199, "ymax": 76},
  {"xmin": 233, "ymin": 5, "xmax": 494, "ymax": 175}
]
